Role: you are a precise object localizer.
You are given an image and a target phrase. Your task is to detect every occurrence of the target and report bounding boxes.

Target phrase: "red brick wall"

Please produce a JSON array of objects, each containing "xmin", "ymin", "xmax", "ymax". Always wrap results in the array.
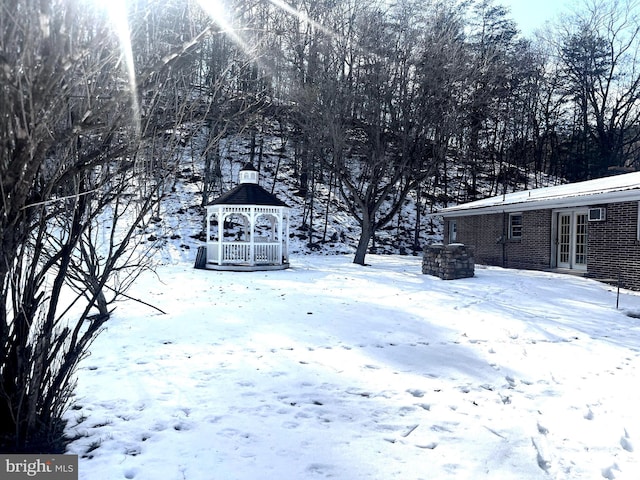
[
  {"xmin": 444, "ymin": 210, "xmax": 552, "ymax": 270},
  {"xmin": 442, "ymin": 202, "xmax": 640, "ymax": 290},
  {"xmin": 587, "ymin": 201, "xmax": 640, "ymax": 290}
]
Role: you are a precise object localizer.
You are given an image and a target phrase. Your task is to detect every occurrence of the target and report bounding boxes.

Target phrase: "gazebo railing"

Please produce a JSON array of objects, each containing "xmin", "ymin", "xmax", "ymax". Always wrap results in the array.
[
  {"xmin": 254, "ymin": 243, "xmax": 280, "ymax": 263},
  {"xmin": 223, "ymin": 243, "xmax": 251, "ymax": 263},
  {"xmin": 207, "ymin": 241, "xmax": 282, "ymax": 265}
]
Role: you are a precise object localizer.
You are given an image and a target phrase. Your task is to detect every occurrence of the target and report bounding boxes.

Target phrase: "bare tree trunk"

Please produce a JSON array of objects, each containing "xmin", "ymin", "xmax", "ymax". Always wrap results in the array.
[{"xmin": 354, "ymin": 214, "xmax": 374, "ymax": 266}]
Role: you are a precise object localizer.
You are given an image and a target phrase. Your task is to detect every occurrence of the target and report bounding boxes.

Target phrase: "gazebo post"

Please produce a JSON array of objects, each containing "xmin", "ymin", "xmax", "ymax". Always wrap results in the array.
[
  {"xmin": 285, "ymin": 210, "xmax": 290, "ymax": 262},
  {"xmin": 249, "ymin": 206, "xmax": 255, "ymax": 264},
  {"xmin": 206, "ymin": 209, "xmax": 211, "ymax": 258},
  {"xmin": 217, "ymin": 210, "xmax": 224, "ymax": 266},
  {"xmin": 276, "ymin": 210, "xmax": 282, "ymax": 263}
]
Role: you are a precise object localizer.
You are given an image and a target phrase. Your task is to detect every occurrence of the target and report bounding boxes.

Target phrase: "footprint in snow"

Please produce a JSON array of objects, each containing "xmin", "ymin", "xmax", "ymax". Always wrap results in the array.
[
  {"xmin": 620, "ymin": 429, "xmax": 633, "ymax": 452},
  {"xmin": 151, "ymin": 422, "xmax": 167, "ymax": 432},
  {"xmin": 416, "ymin": 442, "xmax": 438, "ymax": 449},
  {"xmin": 407, "ymin": 389, "xmax": 425, "ymax": 398},
  {"xmin": 601, "ymin": 463, "xmax": 621, "ymax": 479},
  {"xmin": 531, "ymin": 437, "xmax": 551, "ymax": 472},
  {"xmin": 173, "ymin": 421, "xmax": 191, "ymax": 431},
  {"xmin": 124, "ymin": 446, "xmax": 141, "ymax": 456},
  {"xmin": 306, "ymin": 463, "xmax": 336, "ymax": 476},
  {"xmin": 537, "ymin": 422, "xmax": 549, "ymax": 435}
]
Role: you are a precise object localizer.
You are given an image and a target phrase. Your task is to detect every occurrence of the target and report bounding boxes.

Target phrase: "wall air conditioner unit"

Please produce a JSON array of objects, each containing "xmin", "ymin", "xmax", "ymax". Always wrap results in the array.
[{"xmin": 588, "ymin": 207, "xmax": 606, "ymax": 222}]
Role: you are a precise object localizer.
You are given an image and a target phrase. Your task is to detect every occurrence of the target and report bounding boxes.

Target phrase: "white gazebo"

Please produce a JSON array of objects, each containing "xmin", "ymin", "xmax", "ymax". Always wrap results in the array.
[{"xmin": 196, "ymin": 163, "xmax": 290, "ymax": 271}]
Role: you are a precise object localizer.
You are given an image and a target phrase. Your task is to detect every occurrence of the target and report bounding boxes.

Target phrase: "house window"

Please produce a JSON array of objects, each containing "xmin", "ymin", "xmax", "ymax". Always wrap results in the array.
[
  {"xmin": 509, "ymin": 213, "xmax": 522, "ymax": 239},
  {"xmin": 638, "ymin": 202, "xmax": 640, "ymax": 241},
  {"xmin": 448, "ymin": 220, "xmax": 457, "ymax": 243}
]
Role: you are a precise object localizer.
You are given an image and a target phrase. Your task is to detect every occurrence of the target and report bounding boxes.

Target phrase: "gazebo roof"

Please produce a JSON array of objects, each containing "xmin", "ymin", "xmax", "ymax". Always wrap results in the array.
[
  {"xmin": 208, "ymin": 163, "xmax": 288, "ymax": 207},
  {"xmin": 209, "ymin": 183, "xmax": 288, "ymax": 207}
]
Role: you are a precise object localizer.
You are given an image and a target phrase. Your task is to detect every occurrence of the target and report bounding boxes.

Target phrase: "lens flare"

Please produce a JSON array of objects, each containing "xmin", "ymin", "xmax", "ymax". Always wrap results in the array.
[
  {"xmin": 106, "ymin": 0, "xmax": 141, "ymax": 138},
  {"xmin": 196, "ymin": 0, "xmax": 250, "ymax": 51},
  {"xmin": 267, "ymin": 0, "xmax": 337, "ymax": 38}
]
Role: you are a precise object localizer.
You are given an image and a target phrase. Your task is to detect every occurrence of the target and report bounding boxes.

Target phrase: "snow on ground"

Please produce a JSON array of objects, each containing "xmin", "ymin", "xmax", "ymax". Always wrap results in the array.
[{"xmin": 64, "ymin": 254, "xmax": 640, "ymax": 479}]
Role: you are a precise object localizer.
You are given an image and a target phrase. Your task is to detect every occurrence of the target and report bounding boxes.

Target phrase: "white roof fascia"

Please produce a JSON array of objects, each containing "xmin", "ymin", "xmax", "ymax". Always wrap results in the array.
[{"xmin": 433, "ymin": 188, "xmax": 640, "ymax": 218}]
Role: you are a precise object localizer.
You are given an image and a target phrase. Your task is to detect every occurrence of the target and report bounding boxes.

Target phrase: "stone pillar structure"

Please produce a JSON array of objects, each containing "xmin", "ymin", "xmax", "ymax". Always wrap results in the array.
[{"xmin": 423, "ymin": 244, "xmax": 475, "ymax": 280}]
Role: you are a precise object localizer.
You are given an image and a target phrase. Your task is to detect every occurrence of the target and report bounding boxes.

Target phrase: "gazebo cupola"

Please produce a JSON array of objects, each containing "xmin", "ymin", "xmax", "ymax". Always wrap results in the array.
[{"xmin": 197, "ymin": 162, "xmax": 290, "ymax": 271}]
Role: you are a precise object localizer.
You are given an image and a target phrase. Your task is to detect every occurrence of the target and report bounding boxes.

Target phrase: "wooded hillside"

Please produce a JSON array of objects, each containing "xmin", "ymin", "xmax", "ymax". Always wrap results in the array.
[{"xmin": 2, "ymin": 0, "xmax": 640, "ymax": 452}]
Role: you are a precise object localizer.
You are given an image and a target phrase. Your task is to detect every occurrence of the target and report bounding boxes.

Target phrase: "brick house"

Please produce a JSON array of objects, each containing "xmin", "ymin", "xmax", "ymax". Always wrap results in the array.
[{"xmin": 435, "ymin": 172, "xmax": 640, "ymax": 290}]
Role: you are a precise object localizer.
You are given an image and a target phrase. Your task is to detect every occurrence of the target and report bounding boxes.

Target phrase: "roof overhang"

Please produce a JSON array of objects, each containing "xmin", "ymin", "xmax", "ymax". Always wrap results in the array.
[
  {"xmin": 206, "ymin": 203, "xmax": 288, "ymax": 213},
  {"xmin": 431, "ymin": 189, "xmax": 640, "ymax": 218}
]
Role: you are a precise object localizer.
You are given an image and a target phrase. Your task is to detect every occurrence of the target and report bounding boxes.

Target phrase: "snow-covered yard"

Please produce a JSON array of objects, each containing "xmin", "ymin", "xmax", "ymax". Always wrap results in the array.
[{"xmin": 66, "ymin": 255, "xmax": 640, "ymax": 479}]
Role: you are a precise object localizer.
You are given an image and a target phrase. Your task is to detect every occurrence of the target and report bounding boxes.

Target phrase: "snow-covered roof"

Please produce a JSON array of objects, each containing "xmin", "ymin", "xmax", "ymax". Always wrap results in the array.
[{"xmin": 435, "ymin": 172, "xmax": 640, "ymax": 217}]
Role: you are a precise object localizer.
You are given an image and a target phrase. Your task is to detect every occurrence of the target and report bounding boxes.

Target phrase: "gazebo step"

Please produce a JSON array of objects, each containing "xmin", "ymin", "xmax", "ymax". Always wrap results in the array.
[
  {"xmin": 194, "ymin": 246, "xmax": 207, "ymax": 269},
  {"xmin": 204, "ymin": 262, "xmax": 290, "ymax": 272}
]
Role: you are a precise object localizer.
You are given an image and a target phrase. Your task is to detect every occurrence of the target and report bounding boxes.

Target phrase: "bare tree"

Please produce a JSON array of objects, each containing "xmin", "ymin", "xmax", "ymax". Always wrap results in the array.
[
  {"xmin": 328, "ymin": 1, "xmax": 433, "ymax": 265},
  {"xmin": 554, "ymin": 0, "xmax": 640, "ymax": 178},
  {"xmin": 0, "ymin": 0, "xmax": 216, "ymax": 451},
  {"xmin": 462, "ymin": 0, "xmax": 520, "ymax": 200},
  {"xmin": 414, "ymin": 1, "xmax": 469, "ymax": 206}
]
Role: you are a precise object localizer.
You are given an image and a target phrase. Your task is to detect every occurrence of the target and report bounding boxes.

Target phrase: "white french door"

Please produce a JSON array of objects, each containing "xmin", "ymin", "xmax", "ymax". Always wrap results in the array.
[{"xmin": 556, "ymin": 210, "xmax": 588, "ymax": 270}]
